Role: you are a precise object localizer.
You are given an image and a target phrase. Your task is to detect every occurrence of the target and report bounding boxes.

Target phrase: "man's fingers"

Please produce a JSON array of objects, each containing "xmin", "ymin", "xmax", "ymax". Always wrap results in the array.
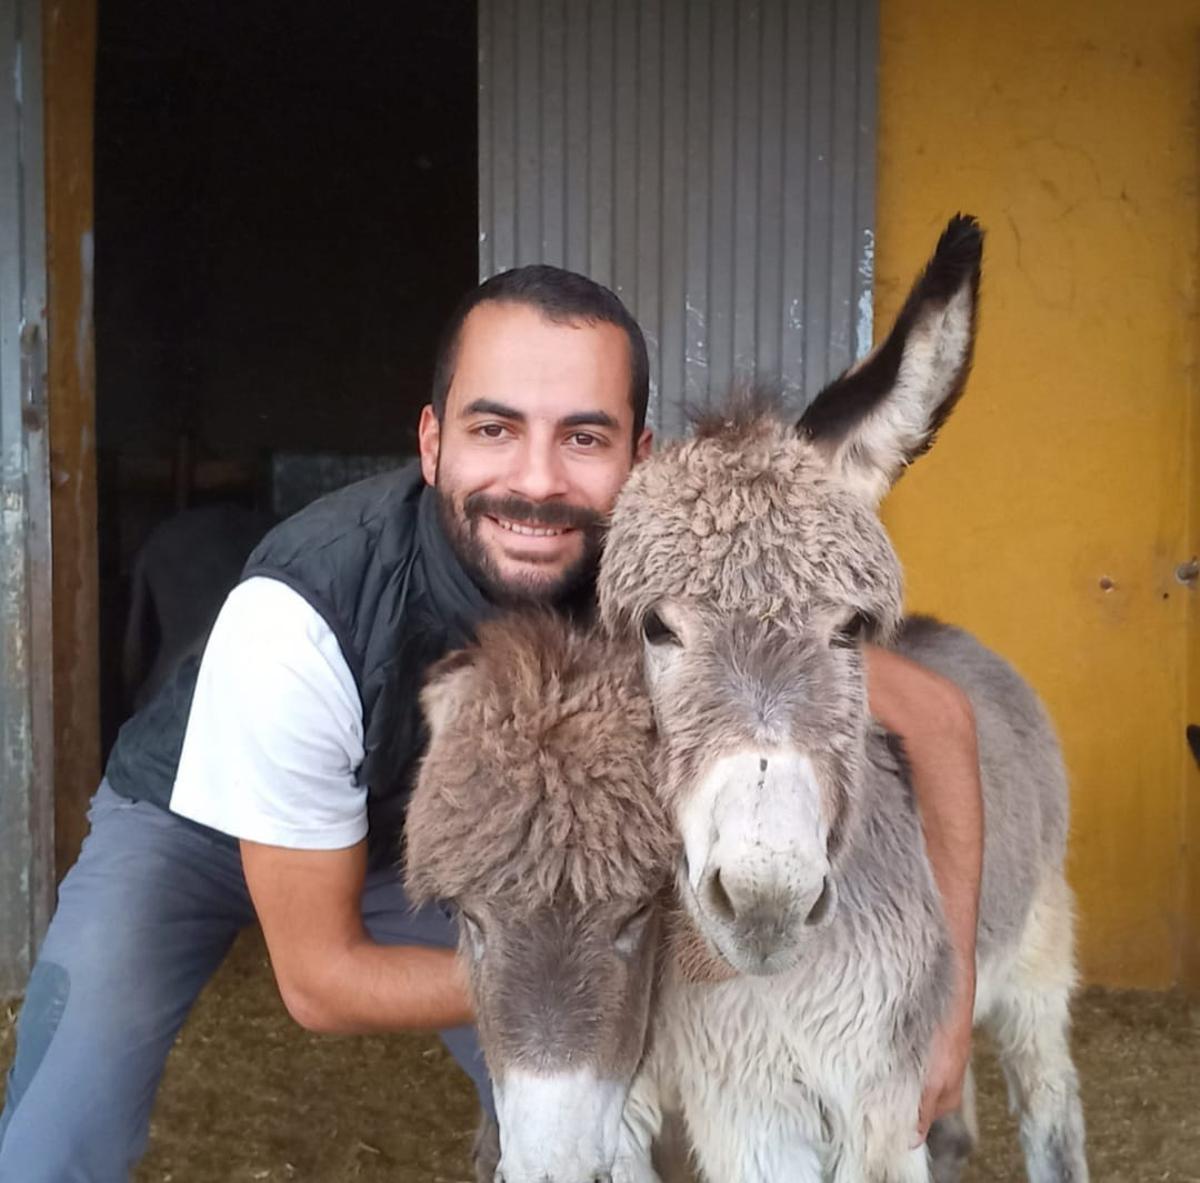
[{"xmin": 914, "ymin": 1080, "xmax": 967, "ymax": 1149}]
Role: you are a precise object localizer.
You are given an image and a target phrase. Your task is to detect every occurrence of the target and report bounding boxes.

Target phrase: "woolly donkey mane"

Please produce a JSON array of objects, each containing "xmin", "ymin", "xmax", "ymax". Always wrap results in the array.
[{"xmin": 404, "ymin": 612, "xmax": 675, "ymax": 910}]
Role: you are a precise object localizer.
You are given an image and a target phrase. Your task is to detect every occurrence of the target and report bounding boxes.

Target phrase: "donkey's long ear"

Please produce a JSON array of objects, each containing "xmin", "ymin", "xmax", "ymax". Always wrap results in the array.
[
  {"xmin": 420, "ymin": 646, "xmax": 479, "ymax": 738},
  {"xmin": 798, "ymin": 215, "xmax": 982, "ymax": 505}
]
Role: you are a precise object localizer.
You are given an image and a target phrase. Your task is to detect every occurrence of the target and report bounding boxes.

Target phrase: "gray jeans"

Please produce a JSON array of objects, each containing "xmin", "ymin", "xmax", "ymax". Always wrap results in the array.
[{"xmin": 0, "ymin": 783, "xmax": 489, "ymax": 1182}]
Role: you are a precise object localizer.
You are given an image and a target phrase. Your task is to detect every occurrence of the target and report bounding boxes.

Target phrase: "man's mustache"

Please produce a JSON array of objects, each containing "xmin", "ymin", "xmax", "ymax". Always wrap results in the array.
[{"xmin": 463, "ymin": 492, "xmax": 603, "ymax": 531}]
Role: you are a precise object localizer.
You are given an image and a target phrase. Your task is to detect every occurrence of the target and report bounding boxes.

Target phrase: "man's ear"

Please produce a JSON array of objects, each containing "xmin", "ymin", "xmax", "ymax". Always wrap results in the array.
[
  {"xmin": 634, "ymin": 427, "xmax": 653, "ymax": 463},
  {"xmin": 420, "ymin": 647, "xmax": 478, "ymax": 738},
  {"xmin": 418, "ymin": 404, "xmax": 441, "ymax": 486}
]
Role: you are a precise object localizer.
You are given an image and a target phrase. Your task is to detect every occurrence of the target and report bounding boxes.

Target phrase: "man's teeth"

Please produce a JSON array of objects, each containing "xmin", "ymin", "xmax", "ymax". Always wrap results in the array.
[{"xmin": 496, "ymin": 518, "xmax": 565, "ymax": 537}]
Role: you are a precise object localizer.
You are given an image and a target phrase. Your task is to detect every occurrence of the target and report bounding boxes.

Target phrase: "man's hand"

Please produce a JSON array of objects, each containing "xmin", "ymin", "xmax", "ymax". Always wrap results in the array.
[
  {"xmin": 916, "ymin": 961, "xmax": 975, "ymax": 1145},
  {"xmin": 864, "ymin": 644, "xmax": 982, "ymax": 1145},
  {"xmin": 241, "ymin": 837, "xmax": 473, "ymax": 1034}
]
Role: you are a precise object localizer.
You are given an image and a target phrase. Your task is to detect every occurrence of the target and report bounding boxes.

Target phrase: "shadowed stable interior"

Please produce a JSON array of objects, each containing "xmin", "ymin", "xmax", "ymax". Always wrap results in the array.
[{"xmin": 93, "ymin": 0, "xmax": 477, "ymax": 756}]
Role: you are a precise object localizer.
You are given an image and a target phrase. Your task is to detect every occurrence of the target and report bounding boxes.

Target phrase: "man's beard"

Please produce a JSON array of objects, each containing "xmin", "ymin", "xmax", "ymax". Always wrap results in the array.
[{"xmin": 435, "ymin": 486, "xmax": 605, "ymax": 607}]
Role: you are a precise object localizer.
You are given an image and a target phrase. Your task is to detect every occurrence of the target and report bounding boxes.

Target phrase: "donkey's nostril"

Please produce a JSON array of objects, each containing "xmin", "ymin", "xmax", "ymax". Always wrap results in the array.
[
  {"xmin": 705, "ymin": 868, "xmax": 737, "ymax": 922},
  {"xmin": 805, "ymin": 875, "xmax": 834, "ymax": 927}
]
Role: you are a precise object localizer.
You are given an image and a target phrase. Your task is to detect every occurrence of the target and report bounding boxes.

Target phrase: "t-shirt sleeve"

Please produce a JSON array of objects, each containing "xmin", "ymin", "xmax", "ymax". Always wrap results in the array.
[{"xmin": 169, "ymin": 575, "xmax": 368, "ymax": 849}]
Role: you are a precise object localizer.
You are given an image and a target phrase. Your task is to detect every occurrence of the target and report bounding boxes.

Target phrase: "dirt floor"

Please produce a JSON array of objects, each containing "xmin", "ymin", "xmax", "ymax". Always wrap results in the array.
[{"xmin": 2, "ymin": 929, "xmax": 1197, "ymax": 1182}]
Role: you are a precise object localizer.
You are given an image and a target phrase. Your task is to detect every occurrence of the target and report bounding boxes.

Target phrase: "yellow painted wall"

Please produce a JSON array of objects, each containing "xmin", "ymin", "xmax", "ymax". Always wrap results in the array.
[
  {"xmin": 876, "ymin": 0, "xmax": 1200, "ymax": 988},
  {"xmin": 1185, "ymin": 182, "xmax": 1200, "ymax": 992}
]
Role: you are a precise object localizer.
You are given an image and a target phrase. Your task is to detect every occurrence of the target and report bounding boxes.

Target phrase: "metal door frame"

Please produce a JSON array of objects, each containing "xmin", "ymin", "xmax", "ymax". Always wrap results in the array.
[{"xmin": 1, "ymin": 0, "xmax": 55, "ymax": 998}]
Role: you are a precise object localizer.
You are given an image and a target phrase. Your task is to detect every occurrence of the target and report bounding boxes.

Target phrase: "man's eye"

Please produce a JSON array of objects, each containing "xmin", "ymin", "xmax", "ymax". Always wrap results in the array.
[
  {"xmin": 569, "ymin": 432, "xmax": 601, "ymax": 448},
  {"xmin": 475, "ymin": 423, "xmax": 508, "ymax": 439}
]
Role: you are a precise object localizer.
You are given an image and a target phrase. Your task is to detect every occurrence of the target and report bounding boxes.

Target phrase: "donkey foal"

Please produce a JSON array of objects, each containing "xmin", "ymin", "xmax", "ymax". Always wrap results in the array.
[
  {"xmin": 404, "ymin": 614, "xmax": 675, "ymax": 1183},
  {"xmin": 598, "ymin": 216, "xmax": 1087, "ymax": 1183}
]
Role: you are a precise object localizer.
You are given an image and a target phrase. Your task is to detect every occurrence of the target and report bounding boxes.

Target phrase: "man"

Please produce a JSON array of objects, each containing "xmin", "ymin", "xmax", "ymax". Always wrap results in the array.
[{"xmin": 0, "ymin": 266, "xmax": 979, "ymax": 1180}]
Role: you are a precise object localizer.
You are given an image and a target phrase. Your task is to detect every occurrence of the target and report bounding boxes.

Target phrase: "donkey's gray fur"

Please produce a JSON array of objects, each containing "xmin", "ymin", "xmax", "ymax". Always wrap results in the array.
[
  {"xmin": 597, "ymin": 217, "xmax": 1087, "ymax": 1182},
  {"xmin": 404, "ymin": 612, "xmax": 675, "ymax": 1183},
  {"xmin": 406, "ymin": 216, "xmax": 1087, "ymax": 1183}
]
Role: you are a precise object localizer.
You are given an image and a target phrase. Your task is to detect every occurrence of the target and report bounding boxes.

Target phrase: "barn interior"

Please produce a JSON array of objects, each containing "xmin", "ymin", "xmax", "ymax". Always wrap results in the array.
[{"xmin": 93, "ymin": 0, "xmax": 477, "ymax": 754}]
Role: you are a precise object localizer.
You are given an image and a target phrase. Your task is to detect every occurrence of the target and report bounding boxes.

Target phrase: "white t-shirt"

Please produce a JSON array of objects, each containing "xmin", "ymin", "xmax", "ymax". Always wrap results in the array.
[{"xmin": 170, "ymin": 576, "xmax": 368, "ymax": 849}]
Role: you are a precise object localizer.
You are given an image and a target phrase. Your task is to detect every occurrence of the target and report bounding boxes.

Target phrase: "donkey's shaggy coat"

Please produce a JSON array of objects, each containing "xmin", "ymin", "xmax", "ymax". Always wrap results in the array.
[
  {"xmin": 406, "ymin": 613, "xmax": 673, "ymax": 911},
  {"xmin": 596, "ymin": 218, "xmax": 1087, "ymax": 1183},
  {"xmin": 406, "ymin": 217, "xmax": 1087, "ymax": 1183}
]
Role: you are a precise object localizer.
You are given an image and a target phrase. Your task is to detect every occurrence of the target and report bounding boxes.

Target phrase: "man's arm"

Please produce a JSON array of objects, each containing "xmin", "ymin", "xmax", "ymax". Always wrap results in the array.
[
  {"xmin": 864, "ymin": 644, "xmax": 982, "ymax": 1142},
  {"xmin": 241, "ymin": 837, "xmax": 473, "ymax": 1034},
  {"xmin": 169, "ymin": 579, "xmax": 471, "ymax": 1036}
]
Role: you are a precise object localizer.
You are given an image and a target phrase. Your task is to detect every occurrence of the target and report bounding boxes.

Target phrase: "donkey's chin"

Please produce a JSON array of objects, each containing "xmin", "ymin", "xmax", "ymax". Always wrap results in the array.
[{"xmin": 494, "ymin": 1066, "xmax": 628, "ymax": 1183}]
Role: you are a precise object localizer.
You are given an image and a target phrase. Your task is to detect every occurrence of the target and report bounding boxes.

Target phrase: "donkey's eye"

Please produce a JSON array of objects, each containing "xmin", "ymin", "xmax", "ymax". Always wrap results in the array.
[
  {"xmin": 458, "ymin": 908, "xmax": 486, "ymax": 959},
  {"xmin": 642, "ymin": 609, "xmax": 680, "ymax": 647},
  {"xmin": 615, "ymin": 903, "xmax": 654, "ymax": 957},
  {"xmin": 833, "ymin": 612, "xmax": 874, "ymax": 648}
]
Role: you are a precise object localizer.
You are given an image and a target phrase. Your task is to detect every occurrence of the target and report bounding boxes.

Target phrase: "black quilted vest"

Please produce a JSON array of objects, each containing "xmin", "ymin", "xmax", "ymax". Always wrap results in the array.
[{"xmin": 104, "ymin": 462, "xmax": 493, "ymax": 856}]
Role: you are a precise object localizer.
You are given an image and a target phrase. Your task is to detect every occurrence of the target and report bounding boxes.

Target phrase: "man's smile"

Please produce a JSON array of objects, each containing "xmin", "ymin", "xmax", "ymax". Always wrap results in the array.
[
  {"xmin": 487, "ymin": 515, "xmax": 575, "ymax": 539},
  {"xmin": 481, "ymin": 514, "xmax": 581, "ymax": 558}
]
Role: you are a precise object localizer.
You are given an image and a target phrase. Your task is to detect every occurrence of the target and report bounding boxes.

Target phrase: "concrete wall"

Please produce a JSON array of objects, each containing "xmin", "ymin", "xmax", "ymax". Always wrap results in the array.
[{"xmin": 875, "ymin": 0, "xmax": 1200, "ymax": 987}]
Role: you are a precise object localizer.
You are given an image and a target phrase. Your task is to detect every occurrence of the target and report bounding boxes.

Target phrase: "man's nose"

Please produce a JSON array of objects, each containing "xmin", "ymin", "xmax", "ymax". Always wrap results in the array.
[{"xmin": 506, "ymin": 439, "xmax": 570, "ymax": 503}]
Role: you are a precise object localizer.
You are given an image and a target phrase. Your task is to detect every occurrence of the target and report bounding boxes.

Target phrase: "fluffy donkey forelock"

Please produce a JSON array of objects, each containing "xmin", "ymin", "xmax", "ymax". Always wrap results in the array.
[
  {"xmin": 404, "ymin": 613, "xmax": 677, "ymax": 910},
  {"xmin": 598, "ymin": 405, "xmax": 904, "ymax": 644}
]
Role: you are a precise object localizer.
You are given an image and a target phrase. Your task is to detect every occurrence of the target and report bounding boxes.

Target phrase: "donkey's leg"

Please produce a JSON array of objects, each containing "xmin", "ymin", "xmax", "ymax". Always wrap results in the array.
[
  {"xmin": 471, "ymin": 1110, "xmax": 500, "ymax": 1183},
  {"xmin": 650, "ymin": 1110, "xmax": 697, "ymax": 1183},
  {"xmin": 842, "ymin": 1134, "xmax": 930, "ymax": 1183},
  {"xmin": 680, "ymin": 1089, "xmax": 823, "ymax": 1183},
  {"xmin": 870, "ymin": 1148, "xmax": 933, "ymax": 1183},
  {"xmin": 987, "ymin": 873, "xmax": 1088, "ymax": 1183},
  {"xmin": 926, "ymin": 1063, "xmax": 977, "ymax": 1183},
  {"xmin": 613, "ymin": 1066, "xmax": 666, "ymax": 1183},
  {"xmin": 851, "ymin": 1081, "xmax": 933, "ymax": 1183}
]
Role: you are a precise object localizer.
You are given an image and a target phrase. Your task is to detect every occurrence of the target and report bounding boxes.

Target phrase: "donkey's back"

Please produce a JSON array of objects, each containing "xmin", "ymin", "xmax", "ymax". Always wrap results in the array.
[
  {"xmin": 894, "ymin": 615, "xmax": 1070, "ymax": 961},
  {"xmin": 641, "ymin": 619, "xmax": 1085, "ymax": 1183},
  {"xmin": 869, "ymin": 616, "xmax": 1084, "ymax": 1182}
]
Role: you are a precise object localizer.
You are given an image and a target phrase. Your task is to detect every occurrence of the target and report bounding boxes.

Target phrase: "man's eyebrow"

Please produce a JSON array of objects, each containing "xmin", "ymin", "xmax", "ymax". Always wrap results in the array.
[
  {"xmin": 461, "ymin": 398, "xmax": 525, "ymax": 421},
  {"xmin": 560, "ymin": 410, "xmax": 620, "ymax": 431},
  {"xmin": 461, "ymin": 400, "xmax": 620, "ymax": 433}
]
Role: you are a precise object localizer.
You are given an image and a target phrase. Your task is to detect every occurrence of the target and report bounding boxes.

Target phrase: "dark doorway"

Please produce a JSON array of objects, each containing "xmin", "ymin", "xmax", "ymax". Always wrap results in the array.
[{"xmin": 93, "ymin": 0, "xmax": 478, "ymax": 755}]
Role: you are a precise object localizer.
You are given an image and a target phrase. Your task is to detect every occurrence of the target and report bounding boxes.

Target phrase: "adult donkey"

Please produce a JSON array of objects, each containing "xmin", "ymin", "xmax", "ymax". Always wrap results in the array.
[{"xmin": 598, "ymin": 215, "xmax": 1087, "ymax": 1182}]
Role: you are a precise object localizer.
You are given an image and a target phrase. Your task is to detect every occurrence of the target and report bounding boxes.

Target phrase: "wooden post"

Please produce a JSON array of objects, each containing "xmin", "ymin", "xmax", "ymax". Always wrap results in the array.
[{"xmin": 43, "ymin": 0, "xmax": 100, "ymax": 880}]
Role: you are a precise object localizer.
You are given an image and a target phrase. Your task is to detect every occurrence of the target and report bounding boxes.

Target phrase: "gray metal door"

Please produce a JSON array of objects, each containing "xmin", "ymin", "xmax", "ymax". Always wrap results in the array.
[
  {"xmin": 478, "ymin": 0, "xmax": 877, "ymax": 437},
  {"xmin": 1, "ymin": 0, "xmax": 55, "ymax": 998}
]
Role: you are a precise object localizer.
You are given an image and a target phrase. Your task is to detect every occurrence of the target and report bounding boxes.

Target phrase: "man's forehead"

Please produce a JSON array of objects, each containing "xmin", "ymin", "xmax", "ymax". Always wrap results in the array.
[{"xmin": 448, "ymin": 300, "xmax": 632, "ymax": 422}]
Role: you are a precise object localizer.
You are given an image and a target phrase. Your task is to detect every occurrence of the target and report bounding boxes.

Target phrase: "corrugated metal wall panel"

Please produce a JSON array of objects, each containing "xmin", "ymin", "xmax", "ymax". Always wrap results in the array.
[{"xmin": 479, "ymin": 0, "xmax": 878, "ymax": 437}]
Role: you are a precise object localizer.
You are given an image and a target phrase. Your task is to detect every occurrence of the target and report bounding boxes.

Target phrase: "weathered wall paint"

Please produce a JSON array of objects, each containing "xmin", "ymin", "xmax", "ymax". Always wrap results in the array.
[
  {"xmin": 1185, "ymin": 233, "xmax": 1200, "ymax": 993},
  {"xmin": 876, "ymin": 0, "xmax": 1200, "ymax": 987},
  {"xmin": 44, "ymin": 0, "xmax": 100, "ymax": 878}
]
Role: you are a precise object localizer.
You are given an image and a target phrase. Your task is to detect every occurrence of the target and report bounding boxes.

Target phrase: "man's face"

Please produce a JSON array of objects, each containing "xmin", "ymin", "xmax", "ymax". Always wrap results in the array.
[{"xmin": 419, "ymin": 301, "xmax": 652, "ymax": 605}]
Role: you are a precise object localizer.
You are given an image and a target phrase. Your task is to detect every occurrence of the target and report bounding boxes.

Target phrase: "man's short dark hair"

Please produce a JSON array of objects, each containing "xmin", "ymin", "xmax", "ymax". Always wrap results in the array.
[{"xmin": 430, "ymin": 264, "xmax": 651, "ymax": 441}]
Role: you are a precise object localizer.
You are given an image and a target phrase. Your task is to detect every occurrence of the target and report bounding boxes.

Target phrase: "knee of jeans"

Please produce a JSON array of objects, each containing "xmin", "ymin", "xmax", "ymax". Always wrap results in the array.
[{"xmin": 0, "ymin": 961, "xmax": 70, "ymax": 1123}]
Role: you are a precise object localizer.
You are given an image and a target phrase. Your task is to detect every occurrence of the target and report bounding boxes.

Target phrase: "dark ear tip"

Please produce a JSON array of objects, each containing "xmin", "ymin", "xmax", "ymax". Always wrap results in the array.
[
  {"xmin": 936, "ymin": 213, "xmax": 984, "ymax": 268},
  {"xmin": 917, "ymin": 213, "xmax": 983, "ymax": 304}
]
